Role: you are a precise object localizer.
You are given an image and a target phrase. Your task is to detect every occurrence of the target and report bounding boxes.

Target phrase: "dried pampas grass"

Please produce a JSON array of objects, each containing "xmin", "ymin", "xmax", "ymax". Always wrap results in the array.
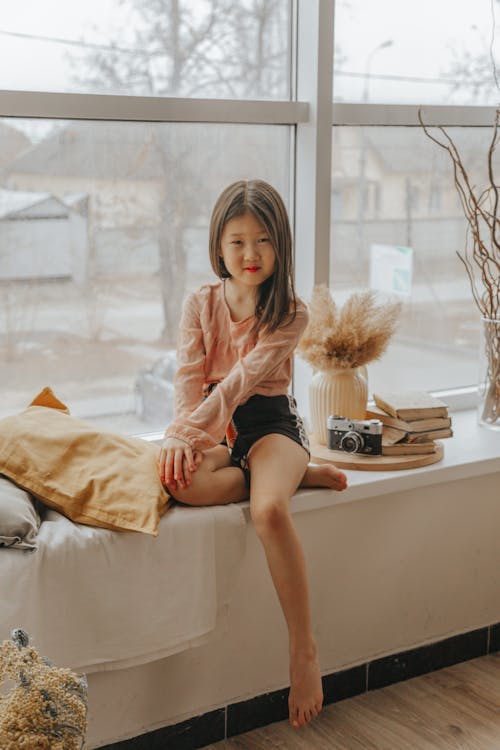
[{"xmin": 298, "ymin": 285, "xmax": 402, "ymax": 371}]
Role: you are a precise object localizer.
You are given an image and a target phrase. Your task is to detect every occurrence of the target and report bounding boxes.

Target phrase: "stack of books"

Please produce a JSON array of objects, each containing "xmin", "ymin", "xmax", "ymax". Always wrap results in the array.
[{"xmin": 366, "ymin": 390, "xmax": 453, "ymax": 456}]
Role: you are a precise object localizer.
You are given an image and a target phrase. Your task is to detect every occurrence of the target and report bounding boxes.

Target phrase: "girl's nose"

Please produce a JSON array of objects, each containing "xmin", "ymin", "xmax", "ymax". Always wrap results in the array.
[{"xmin": 244, "ymin": 242, "xmax": 260, "ymax": 258}]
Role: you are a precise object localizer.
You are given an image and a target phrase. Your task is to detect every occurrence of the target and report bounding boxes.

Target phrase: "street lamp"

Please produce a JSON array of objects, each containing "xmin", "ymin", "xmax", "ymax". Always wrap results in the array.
[
  {"xmin": 362, "ymin": 39, "xmax": 393, "ymax": 102},
  {"xmin": 357, "ymin": 39, "xmax": 394, "ymax": 265}
]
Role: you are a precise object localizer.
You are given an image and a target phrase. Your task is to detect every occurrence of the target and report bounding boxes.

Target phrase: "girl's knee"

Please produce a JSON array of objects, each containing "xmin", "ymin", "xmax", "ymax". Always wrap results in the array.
[{"xmin": 250, "ymin": 496, "xmax": 290, "ymax": 535}]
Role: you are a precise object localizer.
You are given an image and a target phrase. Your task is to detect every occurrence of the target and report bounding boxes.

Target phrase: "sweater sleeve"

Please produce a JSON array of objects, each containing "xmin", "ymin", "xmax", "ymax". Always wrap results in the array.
[
  {"xmin": 166, "ymin": 303, "xmax": 309, "ymax": 451},
  {"xmin": 166, "ymin": 292, "xmax": 206, "ymax": 437}
]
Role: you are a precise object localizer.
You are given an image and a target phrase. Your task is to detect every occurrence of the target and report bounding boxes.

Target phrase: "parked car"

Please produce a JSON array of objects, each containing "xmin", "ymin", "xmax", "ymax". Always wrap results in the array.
[{"xmin": 134, "ymin": 352, "xmax": 177, "ymax": 425}]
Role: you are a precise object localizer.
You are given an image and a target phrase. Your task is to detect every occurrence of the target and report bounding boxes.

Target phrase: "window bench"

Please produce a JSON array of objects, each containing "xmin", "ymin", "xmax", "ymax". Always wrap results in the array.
[{"xmin": 84, "ymin": 410, "xmax": 500, "ymax": 748}]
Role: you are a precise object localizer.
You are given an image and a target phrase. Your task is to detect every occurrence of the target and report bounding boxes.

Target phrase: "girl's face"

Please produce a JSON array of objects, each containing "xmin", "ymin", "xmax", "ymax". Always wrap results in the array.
[{"xmin": 219, "ymin": 211, "xmax": 276, "ymax": 292}]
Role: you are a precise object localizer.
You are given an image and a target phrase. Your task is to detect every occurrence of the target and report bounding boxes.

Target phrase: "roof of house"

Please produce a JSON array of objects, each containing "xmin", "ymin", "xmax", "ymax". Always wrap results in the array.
[
  {"xmin": 0, "ymin": 189, "xmax": 70, "ymax": 219},
  {"xmin": 5, "ymin": 122, "xmax": 172, "ymax": 179},
  {"xmin": 364, "ymin": 128, "xmax": 440, "ymax": 173},
  {"xmin": 364, "ymin": 126, "xmax": 485, "ymax": 176},
  {"xmin": 4, "ymin": 120, "xmax": 279, "ymax": 186}
]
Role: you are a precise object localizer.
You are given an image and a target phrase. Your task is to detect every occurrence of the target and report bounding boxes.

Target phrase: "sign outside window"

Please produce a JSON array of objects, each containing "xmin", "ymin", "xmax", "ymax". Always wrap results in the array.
[{"xmin": 369, "ymin": 243, "xmax": 413, "ymax": 297}]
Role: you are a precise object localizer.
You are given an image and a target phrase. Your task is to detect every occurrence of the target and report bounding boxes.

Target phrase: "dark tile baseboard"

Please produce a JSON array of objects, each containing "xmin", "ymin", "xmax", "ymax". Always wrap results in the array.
[
  {"xmin": 368, "ymin": 625, "xmax": 489, "ymax": 692},
  {"xmin": 98, "ymin": 621, "xmax": 500, "ymax": 750},
  {"xmin": 98, "ymin": 710, "xmax": 225, "ymax": 750}
]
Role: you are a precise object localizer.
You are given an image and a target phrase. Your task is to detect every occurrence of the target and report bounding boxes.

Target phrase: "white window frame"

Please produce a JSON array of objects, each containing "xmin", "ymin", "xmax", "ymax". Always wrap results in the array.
[{"xmin": 0, "ymin": 0, "xmax": 490, "ymax": 420}]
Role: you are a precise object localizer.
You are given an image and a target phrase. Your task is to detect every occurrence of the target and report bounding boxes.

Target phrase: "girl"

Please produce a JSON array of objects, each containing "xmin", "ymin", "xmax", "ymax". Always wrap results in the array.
[{"xmin": 159, "ymin": 179, "xmax": 347, "ymax": 730}]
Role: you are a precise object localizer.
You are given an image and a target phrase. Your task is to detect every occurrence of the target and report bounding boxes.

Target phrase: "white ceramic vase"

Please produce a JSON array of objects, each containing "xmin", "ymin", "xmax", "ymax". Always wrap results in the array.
[{"xmin": 309, "ymin": 367, "xmax": 368, "ymax": 445}]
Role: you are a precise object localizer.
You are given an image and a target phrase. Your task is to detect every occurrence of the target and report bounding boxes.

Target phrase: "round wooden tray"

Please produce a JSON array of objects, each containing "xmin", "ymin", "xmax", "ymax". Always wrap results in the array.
[{"xmin": 309, "ymin": 439, "xmax": 444, "ymax": 471}]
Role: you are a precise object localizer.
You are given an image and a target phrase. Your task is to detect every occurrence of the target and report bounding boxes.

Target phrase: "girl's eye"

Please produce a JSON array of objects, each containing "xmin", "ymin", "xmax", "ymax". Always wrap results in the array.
[
  {"xmin": 258, "ymin": 238, "xmax": 270, "ymax": 244},
  {"xmin": 231, "ymin": 240, "xmax": 242, "ymax": 245}
]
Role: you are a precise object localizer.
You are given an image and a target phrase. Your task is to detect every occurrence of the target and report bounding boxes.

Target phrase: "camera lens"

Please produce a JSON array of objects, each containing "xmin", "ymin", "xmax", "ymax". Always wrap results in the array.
[{"xmin": 340, "ymin": 431, "xmax": 363, "ymax": 453}]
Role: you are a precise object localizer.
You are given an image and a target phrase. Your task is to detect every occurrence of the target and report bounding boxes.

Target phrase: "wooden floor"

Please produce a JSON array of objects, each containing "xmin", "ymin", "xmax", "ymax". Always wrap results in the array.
[{"xmin": 205, "ymin": 653, "xmax": 500, "ymax": 749}]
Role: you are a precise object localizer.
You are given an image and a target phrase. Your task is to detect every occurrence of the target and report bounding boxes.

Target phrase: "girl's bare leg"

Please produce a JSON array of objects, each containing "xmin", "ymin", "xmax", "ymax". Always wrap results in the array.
[
  {"xmin": 167, "ymin": 445, "xmax": 249, "ymax": 505},
  {"xmin": 247, "ymin": 434, "xmax": 323, "ymax": 730},
  {"xmin": 170, "ymin": 441, "xmax": 341, "ymax": 727},
  {"xmin": 166, "ymin": 446, "xmax": 349, "ymax": 505}
]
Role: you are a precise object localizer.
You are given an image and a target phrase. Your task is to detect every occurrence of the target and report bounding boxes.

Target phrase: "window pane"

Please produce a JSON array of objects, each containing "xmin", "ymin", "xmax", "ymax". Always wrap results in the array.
[
  {"xmin": 0, "ymin": 119, "xmax": 290, "ymax": 433},
  {"xmin": 0, "ymin": 0, "xmax": 291, "ymax": 99},
  {"xmin": 330, "ymin": 125, "xmax": 491, "ymax": 394},
  {"xmin": 334, "ymin": 0, "xmax": 499, "ymax": 105}
]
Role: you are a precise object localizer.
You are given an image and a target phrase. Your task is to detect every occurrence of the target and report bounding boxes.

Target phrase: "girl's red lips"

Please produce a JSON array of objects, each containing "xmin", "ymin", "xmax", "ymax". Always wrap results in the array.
[{"xmin": 245, "ymin": 266, "xmax": 260, "ymax": 271}]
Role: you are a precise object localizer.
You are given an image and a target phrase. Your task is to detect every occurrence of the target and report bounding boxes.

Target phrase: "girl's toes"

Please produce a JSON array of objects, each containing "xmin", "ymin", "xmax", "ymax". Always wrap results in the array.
[{"xmin": 291, "ymin": 707, "xmax": 306, "ymax": 729}]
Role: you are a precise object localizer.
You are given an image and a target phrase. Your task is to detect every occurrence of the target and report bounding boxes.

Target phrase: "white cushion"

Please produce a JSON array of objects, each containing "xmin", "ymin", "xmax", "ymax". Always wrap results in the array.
[{"xmin": 0, "ymin": 475, "xmax": 41, "ymax": 551}]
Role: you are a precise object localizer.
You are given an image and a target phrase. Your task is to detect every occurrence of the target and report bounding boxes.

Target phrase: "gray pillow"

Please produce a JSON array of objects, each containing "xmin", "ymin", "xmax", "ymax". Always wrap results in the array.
[{"xmin": 0, "ymin": 475, "xmax": 41, "ymax": 551}]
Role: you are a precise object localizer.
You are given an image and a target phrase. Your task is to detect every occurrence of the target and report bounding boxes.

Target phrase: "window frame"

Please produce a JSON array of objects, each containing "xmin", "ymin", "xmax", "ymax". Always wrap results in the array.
[{"xmin": 0, "ymin": 0, "xmax": 488, "ymax": 425}]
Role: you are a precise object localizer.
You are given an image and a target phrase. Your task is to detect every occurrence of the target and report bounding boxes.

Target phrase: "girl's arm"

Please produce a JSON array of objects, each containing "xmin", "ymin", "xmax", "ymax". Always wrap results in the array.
[
  {"xmin": 171, "ymin": 292, "xmax": 206, "ymax": 421},
  {"xmin": 166, "ymin": 304, "xmax": 309, "ymax": 452},
  {"xmin": 160, "ymin": 292, "xmax": 206, "ymax": 487}
]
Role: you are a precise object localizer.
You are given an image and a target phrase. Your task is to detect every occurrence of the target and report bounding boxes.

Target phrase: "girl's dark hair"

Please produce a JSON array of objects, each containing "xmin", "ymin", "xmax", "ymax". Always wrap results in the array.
[{"xmin": 209, "ymin": 179, "xmax": 297, "ymax": 337}]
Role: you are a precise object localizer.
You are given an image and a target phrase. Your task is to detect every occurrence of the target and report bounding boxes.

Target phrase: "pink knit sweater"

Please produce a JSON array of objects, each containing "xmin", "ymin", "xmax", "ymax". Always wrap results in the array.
[{"xmin": 165, "ymin": 280, "xmax": 309, "ymax": 451}]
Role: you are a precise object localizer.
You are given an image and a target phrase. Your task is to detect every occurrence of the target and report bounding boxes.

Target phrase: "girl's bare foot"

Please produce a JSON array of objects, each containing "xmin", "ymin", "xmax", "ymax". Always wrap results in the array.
[
  {"xmin": 289, "ymin": 641, "xmax": 324, "ymax": 729},
  {"xmin": 301, "ymin": 463, "xmax": 348, "ymax": 491}
]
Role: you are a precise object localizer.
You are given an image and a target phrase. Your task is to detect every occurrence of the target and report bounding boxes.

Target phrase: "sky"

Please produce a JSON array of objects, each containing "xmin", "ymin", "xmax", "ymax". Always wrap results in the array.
[
  {"xmin": 0, "ymin": 0, "xmax": 498, "ymax": 116},
  {"xmin": 334, "ymin": 0, "xmax": 500, "ymax": 104}
]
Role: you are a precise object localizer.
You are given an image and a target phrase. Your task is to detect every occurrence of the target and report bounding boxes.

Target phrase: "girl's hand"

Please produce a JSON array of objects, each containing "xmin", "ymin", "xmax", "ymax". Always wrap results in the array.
[
  {"xmin": 181, "ymin": 450, "xmax": 203, "ymax": 485},
  {"xmin": 160, "ymin": 437, "xmax": 198, "ymax": 490}
]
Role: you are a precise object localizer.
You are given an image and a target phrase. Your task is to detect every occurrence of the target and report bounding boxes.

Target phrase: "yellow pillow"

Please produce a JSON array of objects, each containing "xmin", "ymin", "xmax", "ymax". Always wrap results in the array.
[{"xmin": 0, "ymin": 388, "xmax": 170, "ymax": 536}]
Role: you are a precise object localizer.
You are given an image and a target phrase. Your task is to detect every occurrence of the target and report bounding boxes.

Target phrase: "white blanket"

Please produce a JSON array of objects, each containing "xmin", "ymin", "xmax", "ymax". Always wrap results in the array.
[{"xmin": 2, "ymin": 502, "xmax": 246, "ymax": 673}]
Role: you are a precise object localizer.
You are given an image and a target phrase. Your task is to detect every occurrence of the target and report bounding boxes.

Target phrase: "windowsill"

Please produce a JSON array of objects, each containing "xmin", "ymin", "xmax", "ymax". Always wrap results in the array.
[{"xmin": 238, "ymin": 409, "xmax": 500, "ymax": 521}]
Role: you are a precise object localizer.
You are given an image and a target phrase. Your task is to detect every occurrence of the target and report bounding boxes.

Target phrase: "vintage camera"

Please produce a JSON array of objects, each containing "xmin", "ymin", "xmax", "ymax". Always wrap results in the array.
[{"xmin": 327, "ymin": 415, "xmax": 383, "ymax": 455}]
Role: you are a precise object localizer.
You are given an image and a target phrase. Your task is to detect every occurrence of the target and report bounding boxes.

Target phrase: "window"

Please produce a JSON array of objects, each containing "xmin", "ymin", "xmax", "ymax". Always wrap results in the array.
[
  {"xmin": 330, "ymin": 127, "xmax": 481, "ymax": 394},
  {"xmin": 330, "ymin": 0, "xmax": 498, "ymax": 405},
  {"xmin": 0, "ymin": 1, "xmax": 494, "ymax": 432},
  {"xmin": 0, "ymin": 0, "xmax": 292, "ymax": 99},
  {"xmin": 0, "ymin": 119, "xmax": 290, "ymax": 431},
  {"xmin": 333, "ymin": 0, "xmax": 499, "ymax": 106}
]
